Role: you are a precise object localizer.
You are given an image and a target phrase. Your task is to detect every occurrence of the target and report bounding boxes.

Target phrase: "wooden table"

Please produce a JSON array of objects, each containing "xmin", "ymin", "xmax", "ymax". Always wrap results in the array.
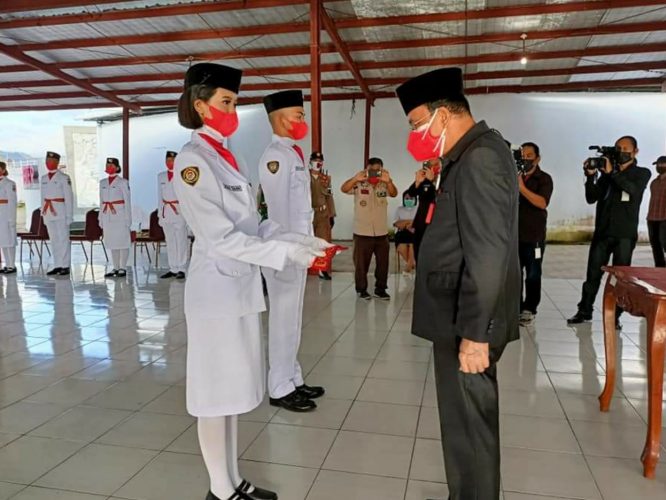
[{"xmin": 599, "ymin": 266, "xmax": 666, "ymax": 478}]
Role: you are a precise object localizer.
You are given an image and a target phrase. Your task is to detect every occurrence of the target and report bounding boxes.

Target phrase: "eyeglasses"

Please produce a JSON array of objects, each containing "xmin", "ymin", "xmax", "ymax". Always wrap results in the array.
[{"xmin": 409, "ymin": 114, "xmax": 432, "ymax": 131}]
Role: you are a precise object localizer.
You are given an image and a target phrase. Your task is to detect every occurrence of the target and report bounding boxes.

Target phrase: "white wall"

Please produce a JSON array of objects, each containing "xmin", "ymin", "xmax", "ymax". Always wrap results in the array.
[{"xmin": 97, "ymin": 93, "xmax": 666, "ymax": 239}]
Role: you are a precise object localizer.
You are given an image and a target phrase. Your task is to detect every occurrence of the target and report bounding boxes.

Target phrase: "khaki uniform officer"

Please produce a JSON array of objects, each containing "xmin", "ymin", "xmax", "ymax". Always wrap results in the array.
[
  {"xmin": 259, "ymin": 89, "xmax": 329, "ymax": 413},
  {"xmin": 341, "ymin": 157, "xmax": 398, "ymax": 300},
  {"xmin": 309, "ymin": 151, "xmax": 336, "ymax": 280},
  {"xmin": 99, "ymin": 158, "xmax": 132, "ymax": 278},
  {"xmin": 41, "ymin": 151, "xmax": 73, "ymax": 276},
  {"xmin": 0, "ymin": 161, "xmax": 17, "ymax": 274},
  {"xmin": 158, "ymin": 150, "xmax": 188, "ymax": 279}
]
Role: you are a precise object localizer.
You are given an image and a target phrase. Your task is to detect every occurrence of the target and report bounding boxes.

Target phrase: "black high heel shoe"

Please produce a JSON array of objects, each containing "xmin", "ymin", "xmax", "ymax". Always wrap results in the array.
[{"xmin": 237, "ymin": 479, "xmax": 278, "ymax": 500}]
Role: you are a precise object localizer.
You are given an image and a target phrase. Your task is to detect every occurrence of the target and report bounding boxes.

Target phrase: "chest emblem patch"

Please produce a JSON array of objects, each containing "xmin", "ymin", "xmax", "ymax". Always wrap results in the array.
[{"xmin": 267, "ymin": 161, "xmax": 280, "ymax": 174}]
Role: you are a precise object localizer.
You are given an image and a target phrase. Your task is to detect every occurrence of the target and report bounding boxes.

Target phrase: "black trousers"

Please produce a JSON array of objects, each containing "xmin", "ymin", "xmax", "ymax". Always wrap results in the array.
[
  {"xmin": 578, "ymin": 236, "xmax": 636, "ymax": 315},
  {"xmin": 353, "ymin": 234, "xmax": 389, "ymax": 293},
  {"xmin": 433, "ymin": 339, "xmax": 505, "ymax": 500},
  {"xmin": 518, "ymin": 241, "xmax": 545, "ymax": 314},
  {"xmin": 648, "ymin": 220, "xmax": 666, "ymax": 267}
]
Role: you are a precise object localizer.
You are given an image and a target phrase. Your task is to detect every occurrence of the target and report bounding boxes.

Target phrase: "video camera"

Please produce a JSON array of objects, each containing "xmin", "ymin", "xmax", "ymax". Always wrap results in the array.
[
  {"xmin": 587, "ymin": 145, "xmax": 622, "ymax": 171},
  {"xmin": 512, "ymin": 147, "xmax": 527, "ymax": 173}
]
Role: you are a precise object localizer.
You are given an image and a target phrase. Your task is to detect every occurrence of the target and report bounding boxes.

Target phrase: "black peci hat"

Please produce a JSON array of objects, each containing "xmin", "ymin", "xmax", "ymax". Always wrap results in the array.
[
  {"xmin": 106, "ymin": 157, "xmax": 120, "ymax": 167},
  {"xmin": 310, "ymin": 151, "xmax": 324, "ymax": 162},
  {"xmin": 184, "ymin": 63, "xmax": 242, "ymax": 94},
  {"xmin": 263, "ymin": 90, "xmax": 304, "ymax": 114},
  {"xmin": 653, "ymin": 155, "xmax": 666, "ymax": 165},
  {"xmin": 46, "ymin": 151, "xmax": 61, "ymax": 160},
  {"xmin": 166, "ymin": 151, "xmax": 178, "ymax": 159},
  {"xmin": 395, "ymin": 67, "xmax": 465, "ymax": 115}
]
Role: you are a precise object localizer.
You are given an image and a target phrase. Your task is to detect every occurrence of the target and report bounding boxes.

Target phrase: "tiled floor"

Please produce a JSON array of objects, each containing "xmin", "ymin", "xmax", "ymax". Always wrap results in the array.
[{"xmin": 0, "ymin": 246, "xmax": 665, "ymax": 500}]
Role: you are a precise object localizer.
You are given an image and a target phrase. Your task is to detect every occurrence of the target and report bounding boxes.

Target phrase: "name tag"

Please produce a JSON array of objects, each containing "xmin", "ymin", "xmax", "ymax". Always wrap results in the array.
[
  {"xmin": 295, "ymin": 166, "xmax": 305, "ymax": 171},
  {"xmin": 621, "ymin": 191, "xmax": 630, "ymax": 202},
  {"xmin": 224, "ymin": 184, "xmax": 242, "ymax": 192},
  {"xmin": 360, "ymin": 189, "xmax": 369, "ymax": 195}
]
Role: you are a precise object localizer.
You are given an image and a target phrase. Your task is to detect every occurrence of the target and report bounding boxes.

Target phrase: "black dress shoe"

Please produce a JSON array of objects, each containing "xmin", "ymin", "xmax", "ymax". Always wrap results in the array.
[
  {"xmin": 3, "ymin": 267, "xmax": 16, "ymax": 275},
  {"xmin": 296, "ymin": 384, "xmax": 325, "ymax": 399},
  {"xmin": 318, "ymin": 271, "xmax": 332, "ymax": 281},
  {"xmin": 357, "ymin": 291, "xmax": 371, "ymax": 300},
  {"xmin": 567, "ymin": 311, "xmax": 592, "ymax": 324},
  {"xmin": 104, "ymin": 269, "xmax": 118, "ymax": 278},
  {"xmin": 117, "ymin": 269, "xmax": 127, "ymax": 277},
  {"xmin": 374, "ymin": 289, "xmax": 391, "ymax": 301},
  {"xmin": 238, "ymin": 480, "xmax": 278, "ymax": 500},
  {"xmin": 160, "ymin": 271, "xmax": 176, "ymax": 279},
  {"xmin": 46, "ymin": 267, "xmax": 62, "ymax": 276},
  {"xmin": 58, "ymin": 267, "xmax": 70, "ymax": 276},
  {"xmin": 206, "ymin": 490, "xmax": 253, "ymax": 500},
  {"xmin": 176, "ymin": 271, "xmax": 186, "ymax": 279},
  {"xmin": 269, "ymin": 390, "xmax": 316, "ymax": 412}
]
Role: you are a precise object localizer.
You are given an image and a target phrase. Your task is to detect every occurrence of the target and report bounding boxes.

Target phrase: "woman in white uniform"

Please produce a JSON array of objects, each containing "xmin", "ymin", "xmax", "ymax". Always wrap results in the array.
[
  {"xmin": 0, "ymin": 161, "xmax": 17, "ymax": 274},
  {"xmin": 99, "ymin": 158, "xmax": 132, "ymax": 278},
  {"xmin": 173, "ymin": 63, "xmax": 328, "ymax": 500}
]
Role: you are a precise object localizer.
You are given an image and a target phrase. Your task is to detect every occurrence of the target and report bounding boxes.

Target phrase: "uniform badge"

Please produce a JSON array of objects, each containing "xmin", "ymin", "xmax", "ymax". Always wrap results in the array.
[
  {"xmin": 267, "ymin": 161, "xmax": 280, "ymax": 174},
  {"xmin": 181, "ymin": 166, "xmax": 200, "ymax": 186}
]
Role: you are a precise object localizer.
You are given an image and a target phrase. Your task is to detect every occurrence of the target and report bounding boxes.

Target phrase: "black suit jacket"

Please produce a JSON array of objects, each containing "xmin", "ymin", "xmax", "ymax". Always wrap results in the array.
[
  {"xmin": 585, "ymin": 163, "xmax": 651, "ymax": 240},
  {"xmin": 412, "ymin": 121, "xmax": 520, "ymax": 348}
]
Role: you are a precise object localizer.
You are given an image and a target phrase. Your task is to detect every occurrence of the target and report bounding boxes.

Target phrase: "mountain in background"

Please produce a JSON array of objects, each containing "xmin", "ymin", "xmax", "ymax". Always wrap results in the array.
[{"xmin": 1, "ymin": 151, "xmax": 37, "ymax": 161}]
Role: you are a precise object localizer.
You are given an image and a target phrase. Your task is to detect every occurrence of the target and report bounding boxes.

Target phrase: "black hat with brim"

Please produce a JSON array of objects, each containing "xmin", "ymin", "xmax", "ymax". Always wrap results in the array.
[
  {"xmin": 46, "ymin": 151, "xmax": 61, "ymax": 160},
  {"xmin": 166, "ymin": 151, "xmax": 178, "ymax": 159},
  {"xmin": 184, "ymin": 63, "xmax": 242, "ymax": 94},
  {"xmin": 310, "ymin": 151, "xmax": 324, "ymax": 162},
  {"xmin": 263, "ymin": 90, "xmax": 304, "ymax": 114},
  {"xmin": 653, "ymin": 155, "xmax": 666, "ymax": 165},
  {"xmin": 106, "ymin": 157, "xmax": 120, "ymax": 167},
  {"xmin": 395, "ymin": 67, "xmax": 465, "ymax": 115}
]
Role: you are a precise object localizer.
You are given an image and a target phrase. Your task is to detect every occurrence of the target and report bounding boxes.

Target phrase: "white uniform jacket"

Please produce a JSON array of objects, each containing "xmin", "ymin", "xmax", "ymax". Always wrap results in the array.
[
  {"xmin": 258, "ymin": 134, "xmax": 314, "ymax": 237},
  {"xmin": 157, "ymin": 171, "xmax": 185, "ymax": 226},
  {"xmin": 173, "ymin": 129, "xmax": 295, "ymax": 319},
  {"xmin": 0, "ymin": 177, "xmax": 17, "ymax": 247},
  {"xmin": 40, "ymin": 171, "xmax": 73, "ymax": 223},
  {"xmin": 99, "ymin": 176, "xmax": 132, "ymax": 229}
]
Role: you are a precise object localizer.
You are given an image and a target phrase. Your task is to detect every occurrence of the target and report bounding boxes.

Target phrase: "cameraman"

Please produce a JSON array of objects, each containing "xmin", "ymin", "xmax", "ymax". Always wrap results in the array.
[
  {"xmin": 568, "ymin": 136, "xmax": 651, "ymax": 325},
  {"xmin": 648, "ymin": 156, "xmax": 666, "ymax": 267},
  {"xmin": 518, "ymin": 142, "xmax": 553, "ymax": 326},
  {"xmin": 406, "ymin": 157, "xmax": 441, "ymax": 262}
]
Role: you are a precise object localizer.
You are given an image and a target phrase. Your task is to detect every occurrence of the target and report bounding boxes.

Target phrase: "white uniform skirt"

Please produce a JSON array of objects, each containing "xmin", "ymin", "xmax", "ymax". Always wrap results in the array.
[
  {"xmin": 185, "ymin": 311, "xmax": 266, "ymax": 417},
  {"xmin": 103, "ymin": 222, "xmax": 131, "ymax": 250},
  {"xmin": 0, "ymin": 222, "xmax": 16, "ymax": 247}
]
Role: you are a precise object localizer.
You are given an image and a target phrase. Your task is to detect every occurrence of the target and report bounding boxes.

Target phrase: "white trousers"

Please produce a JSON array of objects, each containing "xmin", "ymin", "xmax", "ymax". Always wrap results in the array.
[
  {"xmin": 111, "ymin": 249, "xmax": 129, "ymax": 270},
  {"xmin": 264, "ymin": 266, "xmax": 306, "ymax": 399},
  {"xmin": 45, "ymin": 219, "xmax": 71, "ymax": 269},
  {"xmin": 163, "ymin": 222, "xmax": 189, "ymax": 273},
  {"xmin": 1, "ymin": 247, "xmax": 15, "ymax": 268}
]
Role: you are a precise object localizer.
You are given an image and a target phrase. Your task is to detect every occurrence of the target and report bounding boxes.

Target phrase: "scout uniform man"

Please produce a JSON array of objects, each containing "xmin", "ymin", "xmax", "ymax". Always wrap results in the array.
[
  {"xmin": 258, "ymin": 89, "xmax": 327, "ymax": 413},
  {"xmin": 340, "ymin": 157, "xmax": 398, "ymax": 300},
  {"xmin": 0, "ymin": 161, "xmax": 17, "ymax": 274},
  {"xmin": 309, "ymin": 151, "xmax": 336, "ymax": 280},
  {"xmin": 99, "ymin": 158, "xmax": 132, "ymax": 278},
  {"xmin": 40, "ymin": 151, "xmax": 73, "ymax": 276},
  {"xmin": 158, "ymin": 150, "xmax": 188, "ymax": 279}
]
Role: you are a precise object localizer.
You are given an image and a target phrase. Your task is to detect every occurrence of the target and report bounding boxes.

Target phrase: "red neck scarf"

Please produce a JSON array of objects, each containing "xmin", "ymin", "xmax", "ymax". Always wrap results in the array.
[
  {"xmin": 167, "ymin": 171, "xmax": 173, "ymax": 181},
  {"xmin": 108, "ymin": 175, "xmax": 116, "ymax": 185},
  {"xmin": 48, "ymin": 172, "xmax": 56, "ymax": 180},
  {"xmin": 292, "ymin": 144, "xmax": 304, "ymax": 163},
  {"xmin": 199, "ymin": 133, "xmax": 239, "ymax": 171}
]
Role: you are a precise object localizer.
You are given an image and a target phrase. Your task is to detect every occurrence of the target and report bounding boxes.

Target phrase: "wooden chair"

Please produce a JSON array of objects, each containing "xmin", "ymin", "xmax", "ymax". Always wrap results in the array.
[
  {"xmin": 70, "ymin": 209, "xmax": 108, "ymax": 263},
  {"xmin": 18, "ymin": 209, "xmax": 50, "ymax": 265},
  {"xmin": 133, "ymin": 210, "xmax": 165, "ymax": 268}
]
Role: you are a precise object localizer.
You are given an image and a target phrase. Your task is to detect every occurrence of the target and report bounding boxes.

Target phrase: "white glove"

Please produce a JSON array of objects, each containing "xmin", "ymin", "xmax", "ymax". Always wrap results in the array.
[
  {"xmin": 301, "ymin": 235, "xmax": 335, "ymax": 251},
  {"xmin": 286, "ymin": 244, "xmax": 325, "ymax": 268}
]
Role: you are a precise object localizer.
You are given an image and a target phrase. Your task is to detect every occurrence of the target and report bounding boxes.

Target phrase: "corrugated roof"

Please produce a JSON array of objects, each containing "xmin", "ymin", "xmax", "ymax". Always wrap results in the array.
[{"xmin": 0, "ymin": 0, "xmax": 664, "ymax": 112}]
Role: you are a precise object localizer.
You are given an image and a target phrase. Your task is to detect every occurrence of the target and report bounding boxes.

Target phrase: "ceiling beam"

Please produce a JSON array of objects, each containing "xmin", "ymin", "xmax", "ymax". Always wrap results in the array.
[
  {"xmin": 0, "ymin": 0, "xmax": 328, "ymax": 28},
  {"xmin": 320, "ymin": 4, "xmax": 371, "ymax": 99},
  {"xmin": 0, "ymin": 0, "xmax": 132, "ymax": 14},
  {"xmin": 0, "ymin": 42, "xmax": 141, "ymax": 112},
  {"xmin": 11, "ymin": 0, "xmax": 666, "ymax": 52}
]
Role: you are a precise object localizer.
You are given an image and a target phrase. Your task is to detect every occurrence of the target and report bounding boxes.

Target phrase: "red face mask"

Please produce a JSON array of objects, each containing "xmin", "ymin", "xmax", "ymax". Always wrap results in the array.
[
  {"xmin": 407, "ymin": 110, "xmax": 446, "ymax": 162},
  {"xmin": 288, "ymin": 120, "xmax": 308, "ymax": 141},
  {"xmin": 46, "ymin": 159, "xmax": 59, "ymax": 171},
  {"xmin": 105, "ymin": 165, "xmax": 117, "ymax": 176},
  {"xmin": 204, "ymin": 105, "xmax": 239, "ymax": 137},
  {"xmin": 165, "ymin": 160, "xmax": 175, "ymax": 171}
]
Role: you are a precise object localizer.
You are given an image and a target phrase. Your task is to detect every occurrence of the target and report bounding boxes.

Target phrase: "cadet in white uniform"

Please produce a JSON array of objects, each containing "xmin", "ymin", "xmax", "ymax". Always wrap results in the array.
[
  {"xmin": 259, "ymin": 90, "xmax": 326, "ymax": 413},
  {"xmin": 40, "ymin": 151, "xmax": 73, "ymax": 276},
  {"xmin": 99, "ymin": 158, "xmax": 132, "ymax": 278},
  {"xmin": 0, "ymin": 161, "xmax": 17, "ymax": 274},
  {"xmin": 158, "ymin": 150, "xmax": 188, "ymax": 279},
  {"xmin": 173, "ymin": 63, "xmax": 326, "ymax": 500}
]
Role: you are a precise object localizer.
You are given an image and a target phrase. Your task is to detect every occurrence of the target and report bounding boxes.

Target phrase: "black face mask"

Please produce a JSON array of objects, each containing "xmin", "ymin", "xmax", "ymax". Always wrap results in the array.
[
  {"xmin": 618, "ymin": 152, "xmax": 633, "ymax": 165},
  {"xmin": 523, "ymin": 159, "xmax": 535, "ymax": 170}
]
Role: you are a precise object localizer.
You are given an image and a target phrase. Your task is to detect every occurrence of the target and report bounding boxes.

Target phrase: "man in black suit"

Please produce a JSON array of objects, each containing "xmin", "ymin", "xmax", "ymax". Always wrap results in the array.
[
  {"xmin": 396, "ymin": 68, "xmax": 520, "ymax": 500},
  {"xmin": 568, "ymin": 136, "xmax": 651, "ymax": 325}
]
